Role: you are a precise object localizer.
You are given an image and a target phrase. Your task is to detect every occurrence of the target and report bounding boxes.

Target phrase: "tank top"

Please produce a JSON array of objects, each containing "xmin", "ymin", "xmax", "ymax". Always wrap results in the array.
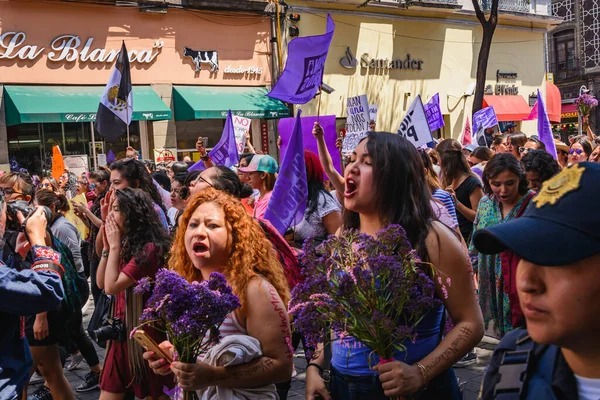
[
  {"xmin": 331, "ymin": 303, "xmax": 444, "ymax": 376},
  {"xmin": 202, "ymin": 311, "xmax": 247, "ymax": 348}
]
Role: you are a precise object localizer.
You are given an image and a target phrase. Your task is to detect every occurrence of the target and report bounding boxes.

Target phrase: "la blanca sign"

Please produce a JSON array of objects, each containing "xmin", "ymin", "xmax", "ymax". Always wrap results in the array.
[{"xmin": 0, "ymin": 32, "xmax": 164, "ymax": 64}]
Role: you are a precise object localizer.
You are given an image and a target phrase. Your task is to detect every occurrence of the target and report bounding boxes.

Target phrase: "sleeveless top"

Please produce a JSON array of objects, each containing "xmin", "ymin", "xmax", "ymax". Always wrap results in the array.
[
  {"xmin": 331, "ymin": 303, "xmax": 444, "ymax": 376},
  {"xmin": 201, "ymin": 311, "xmax": 247, "ymax": 353}
]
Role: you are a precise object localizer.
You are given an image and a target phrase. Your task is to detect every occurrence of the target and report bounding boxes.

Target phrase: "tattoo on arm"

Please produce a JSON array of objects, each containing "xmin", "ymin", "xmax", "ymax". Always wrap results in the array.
[
  {"xmin": 221, "ymin": 358, "xmax": 275, "ymax": 380},
  {"xmin": 425, "ymin": 326, "xmax": 473, "ymax": 374},
  {"xmin": 267, "ymin": 284, "xmax": 294, "ymax": 360}
]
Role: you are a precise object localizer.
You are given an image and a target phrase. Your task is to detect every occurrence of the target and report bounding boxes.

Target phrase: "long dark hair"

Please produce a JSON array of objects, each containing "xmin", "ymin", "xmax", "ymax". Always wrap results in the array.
[
  {"xmin": 210, "ymin": 166, "xmax": 254, "ymax": 199},
  {"xmin": 304, "ymin": 150, "xmax": 334, "ymax": 215},
  {"xmin": 114, "ymin": 188, "xmax": 170, "ymax": 268},
  {"xmin": 343, "ymin": 132, "xmax": 434, "ymax": 258},
  {"xmin": 482, "ymin": 153, "xmax": 529, "ymax": 197},
  {"xmin": 437, "ymin": 139, "xmax": 476, "ymax": 188},
  {"xmin": 110, "ymin": 159, "xmax": 166, "ymax": 212}
]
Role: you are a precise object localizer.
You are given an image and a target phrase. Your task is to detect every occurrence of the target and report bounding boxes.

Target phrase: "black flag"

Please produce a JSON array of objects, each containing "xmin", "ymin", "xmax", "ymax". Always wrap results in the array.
[{"xmin": 95, "ymin": 41, "xmax": 133, "ymax": 143}]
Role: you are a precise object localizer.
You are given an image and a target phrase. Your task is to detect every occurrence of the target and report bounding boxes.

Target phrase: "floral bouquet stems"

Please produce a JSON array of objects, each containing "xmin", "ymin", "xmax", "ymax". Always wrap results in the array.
[
  {"xmin": 289, "ymin": 225, "xmax": 449, "ymax": 400},
  {"xmin": 133, "ymin": 270, "xmax": 241, "ymax": 400},
  {"xmin": 575, "ymin": 93, "xmax": 598, "ymax": 131}
]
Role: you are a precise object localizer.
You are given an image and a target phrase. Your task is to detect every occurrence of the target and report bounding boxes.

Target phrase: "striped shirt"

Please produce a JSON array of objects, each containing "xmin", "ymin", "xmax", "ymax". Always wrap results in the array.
[
  {"xmin": 433, "ymin": 189, "xmax": 459, "ymax": 226},
  {"xmin": 202, "ymin": 311, "xmax": 247, "ymax": 348}
]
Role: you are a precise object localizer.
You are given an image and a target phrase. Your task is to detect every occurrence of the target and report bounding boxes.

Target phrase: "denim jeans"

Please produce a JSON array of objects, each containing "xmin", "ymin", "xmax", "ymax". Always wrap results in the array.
[{"xmin": 330, "ymin": 366, "xmax": 462, "ymax": 400}]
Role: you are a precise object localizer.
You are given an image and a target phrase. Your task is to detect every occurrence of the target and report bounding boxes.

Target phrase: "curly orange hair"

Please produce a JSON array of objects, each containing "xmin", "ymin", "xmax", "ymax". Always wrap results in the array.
[{"xmin": 170, "ymin": 188, "xmax": 290, "ymax": 313}]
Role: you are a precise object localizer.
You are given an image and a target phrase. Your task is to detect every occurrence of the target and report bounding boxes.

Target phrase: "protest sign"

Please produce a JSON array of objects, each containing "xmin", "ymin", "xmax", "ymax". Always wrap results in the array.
[
  {"xmin": 397, "ymin": 95, "xmax": 433, "ymax": 149},
  {"xmin": 472, "ymin": 106, "xmax": 499, "ymax": 134},
  {"xmin": 267, "ymin": 15, "xmax": 335, "ymax": 104},
  {"xmin": 153, "ymin": 148, "xmax": 177, "ymax": 165},
  {"xmin": 342, "ymin": 95, "xmax": 370, "ymax": 155},
  {"xmin": 424, "ymin": 93, "xmax": 444, "ymax": 131},
  {"xmin": 369, "ymin": 104, "xmax": 378, "ymax": 125},
  {"xmin": 278, "ymin": 115, "xmax": 341, "ymax": 180},
  {"xmin": 232, "ymin": 115, "xmax": 251, "ymax": 154}
]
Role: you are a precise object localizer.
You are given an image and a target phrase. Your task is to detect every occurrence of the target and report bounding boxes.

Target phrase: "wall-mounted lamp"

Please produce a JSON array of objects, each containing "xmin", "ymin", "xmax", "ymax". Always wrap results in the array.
[
  {"xmin": 529, "ymin": 92, "xmax": 538, "ymax": 107},
  {"xmin": 289, "ymin": 25, "xmax": 299, "ymax": 37}
]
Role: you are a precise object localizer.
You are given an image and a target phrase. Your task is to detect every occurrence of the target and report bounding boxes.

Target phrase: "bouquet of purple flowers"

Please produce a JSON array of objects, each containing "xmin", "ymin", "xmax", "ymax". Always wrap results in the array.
[
  {"xmin": 289, "ymin": 225, "xmax": 447, "ymax": 365},
  {"xmin": 134, "ymin": 269, "xmax": 240, "ymax": 399},
  {"xmin": 575, "ymin": 93, "xmax": 598, "ymax": 117}
]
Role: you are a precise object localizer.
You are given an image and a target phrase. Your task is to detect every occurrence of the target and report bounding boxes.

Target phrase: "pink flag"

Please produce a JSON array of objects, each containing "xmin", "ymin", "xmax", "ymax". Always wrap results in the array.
[
  {"xmin": 461, "ymin": 117, "xmax": 472, "ymax": 146},
  {"xmin": 524, "ymin": 101, "xmax": 538, "ymax": 121}
]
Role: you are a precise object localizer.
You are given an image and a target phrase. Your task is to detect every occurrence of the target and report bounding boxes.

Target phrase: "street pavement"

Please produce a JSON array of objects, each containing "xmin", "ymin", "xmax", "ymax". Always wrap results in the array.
[{"xmin": 29, "ymin": 299, "xmax": 495, "ymax": 400}]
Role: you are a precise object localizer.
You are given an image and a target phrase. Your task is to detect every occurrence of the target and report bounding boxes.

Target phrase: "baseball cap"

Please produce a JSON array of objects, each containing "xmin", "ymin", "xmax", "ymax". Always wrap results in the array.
[
  {"xmin": 473, "ymin": 162, "xmax": 600, "ymax": 266},
  {"xmin": 505, "ymin": 122, "xmax": 517, "ymax": 129},
  {"xmin": 463, "ymin": 144, "xmax": 477, "ymax": 152},
  {"xmin": 238, "ymin": 154, "xmax": 278, "ymax": 174}
]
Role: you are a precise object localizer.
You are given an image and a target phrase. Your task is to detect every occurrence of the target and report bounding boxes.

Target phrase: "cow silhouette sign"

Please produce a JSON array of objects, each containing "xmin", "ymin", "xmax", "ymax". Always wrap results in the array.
[{"xmin": 183, "ymin": 47, "xmax": 219, "ymax": 72}]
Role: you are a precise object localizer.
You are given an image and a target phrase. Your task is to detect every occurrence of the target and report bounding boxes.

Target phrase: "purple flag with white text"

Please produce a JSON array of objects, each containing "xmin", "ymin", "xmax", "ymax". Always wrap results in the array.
[
  {"xmin": 424, "ymin": 94, "xmax": 445, "ymax": 131},
  {"xmin": 537, "ymin": 89, "xmax": 558, "ymax": 160},
  {"xmin": 267, "ymin": 15, "xmax": 335, "ymax": 104},
  {"xmin": 264, "ymin": 111, "xmax": 308, "ymax": 235},
  {"xmin": 189, "ymin": 110, "xmax": 239, "ymax": 171},
  {"xmin": 472, "ymin": 106, "xmax": 499, "ymax": 135}
]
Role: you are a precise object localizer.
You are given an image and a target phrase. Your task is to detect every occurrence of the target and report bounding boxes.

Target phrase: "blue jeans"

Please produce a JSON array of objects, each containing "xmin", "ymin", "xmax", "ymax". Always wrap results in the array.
[{"xmin": 330, "ymin": 366, "xmax": 462, "ymax": 400}]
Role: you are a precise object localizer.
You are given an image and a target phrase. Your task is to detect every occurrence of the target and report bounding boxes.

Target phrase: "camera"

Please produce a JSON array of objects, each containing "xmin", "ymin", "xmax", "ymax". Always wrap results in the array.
[
  {"xmin": 90, "ymin": 317, "xmax": 126, "ymax": 343},
  {"xmin": 5, "ymin": 201, "xmax": 52, "ymax": 232}
]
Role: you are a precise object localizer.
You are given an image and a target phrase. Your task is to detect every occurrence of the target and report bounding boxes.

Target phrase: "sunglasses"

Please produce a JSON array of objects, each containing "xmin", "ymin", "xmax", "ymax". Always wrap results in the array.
[
  {"xmin": 518, "ymin": 147, "xmax": 531, "ymax": 154},
  {"xmin": 89, "ymin": 183, "xmax": 97, "ymax": 190},
  {"xmin": 569, "ymin": 148, "xmax": 584, "ymax": 155}
]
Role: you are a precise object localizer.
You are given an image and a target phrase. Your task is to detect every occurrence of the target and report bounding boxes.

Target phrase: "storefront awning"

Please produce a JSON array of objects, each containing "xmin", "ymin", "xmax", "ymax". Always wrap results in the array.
[
  {"xmin": 546, "ymin": 81, "xmax": 562, "ymax": 123},
  {"xmin": 483, "ymin": 95, "xmax": 532, "ymax": 121},
  {"xmin": 172, "ymin": 86, "xmax": 290, "ymax": 120},
  {"xmin": 3, "ymin": 85, "xmax": 172, "ymax": 126},
  {"xmin": 561, "ymin": 103, "xmax": 578, "ymax": 119}
]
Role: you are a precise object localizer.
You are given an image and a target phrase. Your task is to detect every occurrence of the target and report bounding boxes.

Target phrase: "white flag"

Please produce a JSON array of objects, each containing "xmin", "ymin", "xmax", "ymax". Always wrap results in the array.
[{"xmin": 397, "ymin": 95, "xmax": 433, "ymax": 148}]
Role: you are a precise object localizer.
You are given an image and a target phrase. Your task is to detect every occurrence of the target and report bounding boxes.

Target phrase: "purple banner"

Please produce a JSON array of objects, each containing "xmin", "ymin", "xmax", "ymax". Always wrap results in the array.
[
  {"xmin": 278, "ymin": 115, "xmax": 341, "ymax": 180},
  {"xmin": 537, "ymin": 89, "xmax": 558, "ymax": 160},
  {"xmin": 264, "ymin": 111, "xmax": 308, "ymax": 235},
  {"xmin": 267, "ymin": 15, "xmax": 335, "ymax": 105},
  {"xmin": 424, "ymin": 93, "xmax": 444, "ymax": 131},
  {"xmin": 472, "ymin": 106, "xmax": 499, "ymax": 134},
  {"xmin": 189, "ymin": 110, "xmax": 239, "ymax": 171}
]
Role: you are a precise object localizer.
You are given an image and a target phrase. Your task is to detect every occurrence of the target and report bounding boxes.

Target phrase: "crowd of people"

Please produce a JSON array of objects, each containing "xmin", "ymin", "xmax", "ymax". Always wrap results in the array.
[{"xmin": 0, "ymin": 121, "xmax": 599, "ymax": 400}]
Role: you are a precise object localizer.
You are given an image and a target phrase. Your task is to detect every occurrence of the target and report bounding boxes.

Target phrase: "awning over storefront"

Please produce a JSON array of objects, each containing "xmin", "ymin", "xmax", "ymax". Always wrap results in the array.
[
  {"xmin": 483, "ymin": 95, "xmax": 531, "ymax": 121},
  {"xmin": 561, "ymin": 103, "xmax": 578, "ymax": 119},
  {"xmin": 173, "ymin": 86, "xmax": 290, "ymax": 120},
  {"xmin": 546, "ymin": 81, "xmax": 561, "ymax": 123},
  {"xmin": 3, "ymin": 85, "xmax": 172, "ymax": 126}
]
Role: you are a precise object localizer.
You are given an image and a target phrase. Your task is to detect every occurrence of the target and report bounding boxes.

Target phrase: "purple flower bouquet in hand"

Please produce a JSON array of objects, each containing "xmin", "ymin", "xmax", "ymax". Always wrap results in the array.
[
  {"xmin": 134, "ymin": 269, "xmax": 240, "ymax": 400},
  {"xmin": 575, "ymin": 93, "xmax": 598, "ymax": 117},
  {"xmin": 289, "ymin": 225, "xmax": 448, "ymax": 368}
]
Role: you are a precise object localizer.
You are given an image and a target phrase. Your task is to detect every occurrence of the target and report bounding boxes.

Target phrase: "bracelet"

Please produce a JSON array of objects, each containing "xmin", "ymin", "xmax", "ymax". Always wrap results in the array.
[
  {"xmin": 101, "ymin": 250, "xmax": 109, "ymax": 259},
  {"xmin": 307, "ymin": 363, "xmax": 324, "ymax": 373},
  {"xmin": 200, "ymin": 154, "xmax": 211, "ymax": 162},
  {"xmin": 415, "ymin": 363, "xmax": 429, "ymax": 386},
  {"xmin": 31, "ymin": 245, "xmax": 61, "ymax": 264}
]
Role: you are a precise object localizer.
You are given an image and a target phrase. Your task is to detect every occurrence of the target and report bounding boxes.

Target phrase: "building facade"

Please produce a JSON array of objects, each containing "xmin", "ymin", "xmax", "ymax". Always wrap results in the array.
[
  {"xmin": 0, "ymin": 0, "xmax": 288, "ymax": 174},
  {"xmin": 548, "ymin": 0, "xmax": 600, "ymax": 139},
  {"xmin": 282, "ymin": 0, "xmax": 561, "ymax": 139}
]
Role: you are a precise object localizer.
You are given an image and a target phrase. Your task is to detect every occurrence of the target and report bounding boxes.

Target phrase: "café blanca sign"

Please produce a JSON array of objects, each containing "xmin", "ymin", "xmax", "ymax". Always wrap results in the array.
[{"xmin": 0, "ymin": 32, "xmax": 164, "ymax": 64}]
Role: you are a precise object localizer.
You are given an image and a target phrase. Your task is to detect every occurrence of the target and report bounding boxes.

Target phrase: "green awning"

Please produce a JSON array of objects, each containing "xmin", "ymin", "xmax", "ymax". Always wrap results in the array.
[
  {"xmin": 173, "ymin": 86, "xmax": 290, "ymax": 120},
  {"xmin": 3, "ymin": 85, "xmax": 172, "ymax": 126}
]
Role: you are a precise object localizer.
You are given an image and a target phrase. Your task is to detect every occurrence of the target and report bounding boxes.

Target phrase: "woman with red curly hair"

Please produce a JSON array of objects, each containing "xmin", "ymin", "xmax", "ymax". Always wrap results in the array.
[{"xmin": 144, "ymin": 188, "xmax": 293, "ymax": 395}]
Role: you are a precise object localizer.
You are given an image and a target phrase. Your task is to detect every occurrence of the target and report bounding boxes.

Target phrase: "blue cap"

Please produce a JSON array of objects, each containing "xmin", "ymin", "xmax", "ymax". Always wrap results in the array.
[
  {"xmin": 238, "ymin": 154, "xmax": 278, "ymax": 174},
  {"xmin": 463, "ymin": 144, "xmax": 477, "ymax": 152},
  {"xmin": 473, "ymin": 162, "xmax": 600, "ymax": 266}
]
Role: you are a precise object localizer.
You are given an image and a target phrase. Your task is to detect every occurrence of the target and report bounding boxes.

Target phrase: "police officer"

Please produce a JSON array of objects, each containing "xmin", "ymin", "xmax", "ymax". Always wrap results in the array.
[{"xmin": 473, "ymin": 162, "xmax": 600, "ymax": 400}]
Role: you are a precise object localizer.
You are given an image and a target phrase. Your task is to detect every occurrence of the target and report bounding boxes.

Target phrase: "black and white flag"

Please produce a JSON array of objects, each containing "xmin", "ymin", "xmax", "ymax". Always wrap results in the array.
[{"xmin": 95, "ymin": 41, "xmax": 133, "ymax": 143}]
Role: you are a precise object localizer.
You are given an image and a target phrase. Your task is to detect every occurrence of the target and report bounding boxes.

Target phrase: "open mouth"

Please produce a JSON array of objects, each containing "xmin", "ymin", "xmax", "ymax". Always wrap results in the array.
[
  {"xmin": 344, "ymin": 178, "xmax": 358, "ymax": 198},
  {"xmin": 192, "ymin": 242, "xmax": 208, "ymax": 255}
]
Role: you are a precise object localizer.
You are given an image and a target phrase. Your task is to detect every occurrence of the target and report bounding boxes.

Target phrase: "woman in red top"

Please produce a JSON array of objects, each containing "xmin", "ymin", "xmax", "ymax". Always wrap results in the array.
[{"xmin": 96, "ymin": 188, "xmax": 173, "ymax": 400}]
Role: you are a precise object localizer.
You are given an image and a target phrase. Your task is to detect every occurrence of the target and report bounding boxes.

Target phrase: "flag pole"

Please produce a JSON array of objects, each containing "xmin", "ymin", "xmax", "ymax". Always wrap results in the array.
[
  {"xmin": 90, "ymin": 122, "xmax": 97, "ymax": 170},
  {"xmin": 126, "ymin": 101, "xmax": 131, "ymax": 148}
]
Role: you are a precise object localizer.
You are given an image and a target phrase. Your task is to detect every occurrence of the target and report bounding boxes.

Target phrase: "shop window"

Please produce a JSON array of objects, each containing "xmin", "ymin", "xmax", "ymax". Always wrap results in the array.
[
  {"xmin": 103, "ymin": 122, "xmax": 141, "ymax": 160},
  {"xmin": 175, "ymin": 119, "xmax": 225, "ymax": 156},
  {"xmin": 7, "ymin": 124, "xmax": 44, "ymax": 175},
  {"xmin": 64, "ymin": 122, "xmax": 89, "ymax": 156}
]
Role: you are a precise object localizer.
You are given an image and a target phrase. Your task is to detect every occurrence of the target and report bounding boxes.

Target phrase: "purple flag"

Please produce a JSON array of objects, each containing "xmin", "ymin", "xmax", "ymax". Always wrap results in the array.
[
  {"xmin": 264, "ymin": 111, "xmax": 308, "ymax": 235},
  {"xmin": 472, "ymin": 106, "xmax": 499, "ymax": 135},
  {"xmin": 278, "ymin": 115, "xmax": 342, "ymax": 180},
  {"xmin": 106, "ymin": 149, "xmax": 116, "ymax": 164},
  {"xmin": 267, "ymin": 15, "xmax": 335, "ymax": 104},
  {"xmin": 537, "ymin": 89, "xmax": 558, "ymax": 160},
  {"xmin": 424, "ymin": 93, "xmax": 444, "ymax": 131},
  {"xmin": 189, "ymin": 110, "xmax": 239, "ymax": 171}
]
